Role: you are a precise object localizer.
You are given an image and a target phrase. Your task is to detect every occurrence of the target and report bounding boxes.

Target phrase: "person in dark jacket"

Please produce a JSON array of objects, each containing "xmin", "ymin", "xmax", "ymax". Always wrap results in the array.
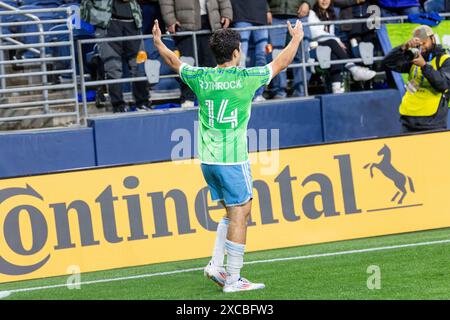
[
  {"xmin": 383, "ymin": 25, "xmax": 450, "ymax": 133},
  {"xmin": 333, "ymin": 0, "xmax": 377, "ymax": 42},
  {"xmin": 231, "ymin": 0, "xmax": 270, "ymax": 101},
  {"xmin": 159, "ymin": 0, "xmax": 233, "ymax": 108}
]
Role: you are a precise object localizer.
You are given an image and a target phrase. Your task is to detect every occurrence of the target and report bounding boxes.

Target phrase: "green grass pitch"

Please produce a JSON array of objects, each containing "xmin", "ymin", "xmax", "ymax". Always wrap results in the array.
[{"xmin": 1, "ymin": 227, "xmax": 450, "ymax": 300}]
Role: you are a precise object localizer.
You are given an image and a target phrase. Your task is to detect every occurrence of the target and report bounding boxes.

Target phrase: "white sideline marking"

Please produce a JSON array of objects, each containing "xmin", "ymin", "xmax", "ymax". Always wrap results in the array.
[{"xmin": 1, "ymin": 238, "xmax": 450, "ymax": 297}]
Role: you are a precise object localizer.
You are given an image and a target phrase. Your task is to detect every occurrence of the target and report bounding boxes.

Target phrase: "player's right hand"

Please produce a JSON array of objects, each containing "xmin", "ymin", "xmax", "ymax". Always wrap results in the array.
[{"xmin": 287, "ymin": 20, "xmax": 304, "ymax": 42}]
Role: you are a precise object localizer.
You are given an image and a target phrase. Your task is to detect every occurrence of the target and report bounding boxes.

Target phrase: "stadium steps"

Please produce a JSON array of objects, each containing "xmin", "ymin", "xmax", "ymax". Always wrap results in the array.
[{"xmin": 1, "ymin": 62, "xmax": 183, "ymax": 130}]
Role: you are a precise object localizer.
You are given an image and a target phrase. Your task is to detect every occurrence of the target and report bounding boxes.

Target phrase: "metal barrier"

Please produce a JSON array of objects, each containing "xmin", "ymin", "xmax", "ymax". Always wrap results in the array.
[
  {"xmin": 77, "ymin": 14, "xmax": 450, "ymax": 118},
  {"xmin": 0, "ymin": 7, "xmax": 449, "ymax": 127},
  {"xmin": 0, "ymin": 4, "xmax": 79, "ymax": 125}
]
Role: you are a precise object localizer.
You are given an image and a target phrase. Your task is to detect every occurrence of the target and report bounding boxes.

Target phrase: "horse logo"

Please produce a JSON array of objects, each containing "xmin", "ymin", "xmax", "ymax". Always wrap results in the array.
[{"xmin": 364, "ymin": 144, "xmax": 415, "ymax": 205}]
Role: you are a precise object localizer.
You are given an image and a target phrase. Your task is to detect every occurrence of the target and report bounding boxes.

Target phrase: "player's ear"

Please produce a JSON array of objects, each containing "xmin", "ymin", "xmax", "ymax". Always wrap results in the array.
[{"xmin": 233, "ymin": 48, "xmax": 240, "ymax": 59}]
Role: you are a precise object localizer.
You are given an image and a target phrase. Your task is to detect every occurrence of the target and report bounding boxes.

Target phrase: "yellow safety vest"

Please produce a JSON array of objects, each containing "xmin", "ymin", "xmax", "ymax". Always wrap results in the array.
[{"xmin": 399, "ymin": 54, "xmax": 450, "ymax": 117}]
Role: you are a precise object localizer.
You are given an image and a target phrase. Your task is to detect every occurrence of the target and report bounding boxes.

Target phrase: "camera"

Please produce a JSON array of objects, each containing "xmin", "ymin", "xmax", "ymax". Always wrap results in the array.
[{"xmin": 405, "ymin": 47, "xmax": 421, "ymax": 62}]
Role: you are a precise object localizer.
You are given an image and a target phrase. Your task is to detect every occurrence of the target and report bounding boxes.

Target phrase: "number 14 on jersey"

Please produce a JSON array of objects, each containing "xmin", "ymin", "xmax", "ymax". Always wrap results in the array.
[{"xmin": 206, "ymin": 99, "xmax": 238, "ymax": 128}]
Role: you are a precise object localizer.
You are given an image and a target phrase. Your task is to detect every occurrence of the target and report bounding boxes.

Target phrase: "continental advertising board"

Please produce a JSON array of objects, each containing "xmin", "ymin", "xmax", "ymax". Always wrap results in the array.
[{"xmin": 1, "ymin": 131, "xmax": 450, "ymax": 283}]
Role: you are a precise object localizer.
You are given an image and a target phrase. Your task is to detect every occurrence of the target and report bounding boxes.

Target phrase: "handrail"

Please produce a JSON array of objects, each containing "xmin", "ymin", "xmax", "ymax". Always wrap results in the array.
[
  {"xmin": 0, "ymin": 1, "xmax": 49, "ymax": 112},
  {"xmin": 0, "ymin": 7, "xmax": 69, "ymax": 15},
  {"xmin": 0, "ymin": 3, "xmax": 80, "ymax": 127},
  {"xmin": 77, "ymin": 14, "xmax": 450, "ymax": 45},
  {"xmin": 78, "ymin": 12, "xmax": 450, "ymax": 119},
  {"xmin": 0, "ymin": 1, "xmax": 44, "ymax": 23}
]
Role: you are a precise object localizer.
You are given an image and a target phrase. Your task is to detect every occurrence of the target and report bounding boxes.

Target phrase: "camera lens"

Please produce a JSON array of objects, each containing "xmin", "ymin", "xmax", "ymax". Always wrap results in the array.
[{"xmin": 405, "ymin": 48, "xmax": 420, "ymax": 62}]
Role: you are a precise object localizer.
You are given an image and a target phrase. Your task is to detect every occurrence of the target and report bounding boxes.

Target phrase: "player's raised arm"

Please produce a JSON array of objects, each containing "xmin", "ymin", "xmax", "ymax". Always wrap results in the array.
[
  {"xmin": 269, "ymin": 20, "xmax": 304, "ymax": 78},
  {"xmin": 152, "ymin": 19, "xmax": 183, "ymax": 73}
]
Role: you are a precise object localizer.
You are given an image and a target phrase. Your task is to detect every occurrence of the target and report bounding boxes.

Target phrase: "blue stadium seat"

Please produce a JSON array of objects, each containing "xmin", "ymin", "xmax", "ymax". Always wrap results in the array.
[
  {"xmin": 46, "ymin": 24, "xmax": 70, "ymax": 73},
  {"xmin": 0, "ymin": 0, "xmax": 19, "ymax": 8},
  {"xmin": 20, "ymin": 0, "xmax": 63, "ymax": 6},
  {"xmin": 11, "ymin": 5, "xmax": 63, "ymax": 58},
  {"xmin": 0, "ymin": 1, "xmax": 20, "ymax": 35},
  {"xmin": 47, "ymin": 17, "xmax": 94, "ymax": 78}
]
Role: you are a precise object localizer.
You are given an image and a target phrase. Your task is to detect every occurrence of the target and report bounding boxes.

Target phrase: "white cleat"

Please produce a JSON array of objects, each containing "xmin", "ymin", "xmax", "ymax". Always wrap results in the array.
[
  {"xmin": 204, "ymin": 261, "xmax": 227, "ymax": 287},
  {"xmin": 223, "ymin": 277, "xmax": 265, "ymax": 293},
  {"xmin": 349, "ymin": 66, "xmax": 376, "ymax": 82}
]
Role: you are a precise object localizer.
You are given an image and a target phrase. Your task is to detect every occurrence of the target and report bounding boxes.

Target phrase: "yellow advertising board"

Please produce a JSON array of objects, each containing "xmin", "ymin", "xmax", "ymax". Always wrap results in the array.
[{"xmin": 1, "ymin": 131, "xmax": 450, "ymax": 283}]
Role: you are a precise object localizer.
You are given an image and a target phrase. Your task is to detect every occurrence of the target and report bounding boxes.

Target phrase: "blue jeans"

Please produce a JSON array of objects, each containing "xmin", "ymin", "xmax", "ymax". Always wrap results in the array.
[
  {"xmin": 233, "ymin": 21, "xmax": 269, "ymax": 97},
  {"xmin": 424, "ymin": 0, "xmax": 445, "ymax": 12},
  {"xmin": 268, "ymin": 16, "xmax": 311, "ymax": 97},
  {"xmin": 381, "ymin": 6, "xmax": 421, "ymax": 17},
  {"xmin": 140, "ymin": 3, "xmax": 165, "ymax": 35}
]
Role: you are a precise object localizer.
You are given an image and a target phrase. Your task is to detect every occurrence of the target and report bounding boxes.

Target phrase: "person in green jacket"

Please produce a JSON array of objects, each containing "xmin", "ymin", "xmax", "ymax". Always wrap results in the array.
[{"xmin": 81, "ymin": 0, "xmax": 151, "ymax": 112}]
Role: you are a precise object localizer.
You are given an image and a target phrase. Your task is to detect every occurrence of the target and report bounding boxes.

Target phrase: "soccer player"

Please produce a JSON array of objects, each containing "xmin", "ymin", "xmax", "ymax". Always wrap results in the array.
[{"xmin": 152, "ymin": 19, "xmax": 304, "ymax": 292}]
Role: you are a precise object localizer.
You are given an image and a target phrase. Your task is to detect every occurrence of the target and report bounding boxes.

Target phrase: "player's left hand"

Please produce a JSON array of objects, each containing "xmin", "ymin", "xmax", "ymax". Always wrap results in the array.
[
  {"xmin": 287, "ymin": 20, "xmax": 304, "ymax": 42},
  {"xmin": 152, "ymin": 19, "xmax": 162, "ymax": 43},
  {"xmin": 412, "ymin": 54, "xmax": 426, "ymax": 67},
  {"xmin": 221, "ymin": 17, "xmax": 231, "ymax": 29}
]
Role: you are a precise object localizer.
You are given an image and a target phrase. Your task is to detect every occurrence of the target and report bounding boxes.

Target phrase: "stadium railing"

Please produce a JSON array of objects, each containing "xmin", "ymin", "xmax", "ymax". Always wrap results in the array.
[
  {"xmin": 0, "ymin": 3, "xmax": 80, "ymax": 126},
  {"xmin": 0, "ymin": 6, "xmax": 448, "ymax": 128},
  {"xmin": 77, "ymin": 13, "xmax": 450, "ymax": 120}
]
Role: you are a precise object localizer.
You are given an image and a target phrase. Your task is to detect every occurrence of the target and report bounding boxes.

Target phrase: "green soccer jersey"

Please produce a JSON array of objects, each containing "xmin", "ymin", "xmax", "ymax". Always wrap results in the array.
[{"xmin": 179, "ymin": 63, "xmax": 272, "ymax": 164}]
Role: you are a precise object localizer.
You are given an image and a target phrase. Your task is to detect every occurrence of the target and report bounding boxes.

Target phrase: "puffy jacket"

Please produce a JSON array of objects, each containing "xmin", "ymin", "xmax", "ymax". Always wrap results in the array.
[
  {"xmin": 268, "ymin": 0, "xmax": 304, "ymax": 16},
  {"xmin": 159, "ymin": 0, "xmax": 233, "ymax": 31},
  {"xmin": 379, "ymin": 0, "xmax": 420, "ymax": 8},
  {"xmin": 80, "ymin": 0, "xmax": 143, "ymax": 29}
]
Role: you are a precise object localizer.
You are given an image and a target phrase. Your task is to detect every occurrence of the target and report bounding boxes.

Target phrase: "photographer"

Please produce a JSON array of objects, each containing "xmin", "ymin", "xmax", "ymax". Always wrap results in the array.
[{"xmin": 383, "ymin": 25, "xmax": 450, "ymax": 133}]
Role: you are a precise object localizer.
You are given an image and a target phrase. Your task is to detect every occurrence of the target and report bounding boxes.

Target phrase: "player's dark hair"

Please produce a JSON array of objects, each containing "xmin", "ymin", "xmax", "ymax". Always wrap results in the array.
[{"xmin": 209, "ymin": 29, "xmax": 241, "ymax": 65}]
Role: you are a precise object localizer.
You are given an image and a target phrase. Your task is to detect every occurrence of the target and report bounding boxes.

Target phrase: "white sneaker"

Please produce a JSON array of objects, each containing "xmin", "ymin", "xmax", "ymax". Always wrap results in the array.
[
  {"xmin": 332, "ymin": 82, "xmax": 345, "ymax": 94},
  {"xmin": 253, "ymin": 95, "xmax": 266, "ymax": 103},
  {"xmin": 223, "ymin": 277, "xmax": 265, "ymax": 293},
  {"xmin": 349, "ymin": 66, "xmax": 376, "ymax": 81},
  {"xmin": 181, "ymin": 100, "xmax": 195, "ymax": 108},
  {"xmin": 204, "ymin": 261, "xmax": 227, "ymax": 287}
]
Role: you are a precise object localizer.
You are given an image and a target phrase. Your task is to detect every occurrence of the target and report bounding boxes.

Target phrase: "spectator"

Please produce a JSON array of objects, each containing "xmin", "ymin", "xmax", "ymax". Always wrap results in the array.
[
  {"xmin": 333, "ymin": 0, "xmax": 382, "ymax": 75},
  {"xmin": 160, "ymin": 0, "xmax": 233, "ymax": 108},
  {"xmin": 308, "ymin": 0, "xmax": 376, "ymax": 93},
  {"xmin": 423, "ymin": 0, "xmax": 446, "ymax": 12},
  {"xmin": 268, "ymin": 0, "xmax": 312, "ymax": 98},
  {"xmin": 231, "ymin": 0, "xmax": 270, "ymax": 102},
  {"xmin": 334, "ymin": 0, "xmax": 378, "ymax": 44},
  {"xmin": 379, "ymin": 0, "xmax": 422, "ymax": 17},
  {"xmin": 81, "ymin": 0, "xmax": 151, "ymax": 113},
  {"xmin": 139, "ymin": 0, "xmax": 165, "ymax": 35}
]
